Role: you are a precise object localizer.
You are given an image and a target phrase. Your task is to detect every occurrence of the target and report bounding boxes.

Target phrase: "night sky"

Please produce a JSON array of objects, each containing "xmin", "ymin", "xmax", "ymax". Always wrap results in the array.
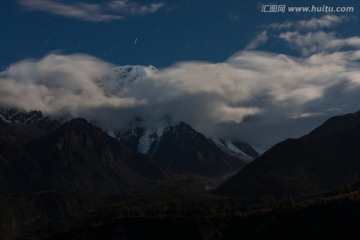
[{"xmin": 1, "ymin": 0, "xmax": 358, "ymax": 69}]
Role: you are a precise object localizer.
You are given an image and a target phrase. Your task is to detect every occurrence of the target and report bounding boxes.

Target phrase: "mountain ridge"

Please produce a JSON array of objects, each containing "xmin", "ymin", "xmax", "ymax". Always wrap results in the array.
[
  {"xmin": 117, "ymin": 122, "xmax": 254, "ymax": 177},
  {"xmin": 216, "ymin": 111, "xmax": 360, "ymax": 197}
]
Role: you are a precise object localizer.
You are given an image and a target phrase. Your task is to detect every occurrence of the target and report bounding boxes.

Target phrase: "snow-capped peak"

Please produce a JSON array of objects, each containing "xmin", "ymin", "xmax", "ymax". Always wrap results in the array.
[
  {"xmin": 276, "ymin": 54, "xmax": 293, "ymax": 66},
  {"xmin": 0, "ymin": 108, "xmax": 61, "ymax": 130},
  {"xmin": 101, "ymin": 65, "xmax": 159, "ymax": 96}
]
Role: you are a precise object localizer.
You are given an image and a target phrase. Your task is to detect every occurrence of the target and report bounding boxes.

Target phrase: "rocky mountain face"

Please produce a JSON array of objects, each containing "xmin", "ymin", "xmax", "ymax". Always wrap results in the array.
[
  {"xmin": 116, "ymin": 122, "xmax": 255, "ymax": 177},
  {"xmin": 1, "ymin": 117, "xmax": 165, "ymax": 194},
  {"xmin": 216, "ymin": 111, "xmax": 360, "ymax": 197},
  {"xmin": 0, "ymin": 107, "xmax": 257, "ymax": 178},
  {"xmin": 0, "ymin": 110, "xmax": 258, "ymax": 239},
  {"xmin": 0, "ymin": 112, "xmax": 255, "ymax": 238},
  {"xmin": 0, "ymin": 118, "xmax": 164, "ymax": 240}
]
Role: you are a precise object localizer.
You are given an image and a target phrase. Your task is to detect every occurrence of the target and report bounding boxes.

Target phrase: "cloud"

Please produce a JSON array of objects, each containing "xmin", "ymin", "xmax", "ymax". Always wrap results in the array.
[
  {"xmin": 18, "ymin": 0, "xmax": 165, "ymax": 22},
  {"xmin": 268, "ymin": 15, "xmax": 353, "ymax": 31},
  {"xmin": 228, "ymin": 12, "xmax": 240, "ymax": 21},
  {"xmin": 108, "ymin": 0, "xmax": 165, "ymax": 15},
  {"xmin": 2, "ymin": 49, "xmax": 360, "ymax": 150},
  {"xmin": 0, "ymin": 54, "xmax": 142, "ymax": 115},
  {"xmin": 279, "ymin": 31, "xmax": 360, "ymax": 55},
  {"xmin": 262, "ymin": 15, "xmax": 360, "ymax": 56},
  {"xmin": 297, "ymin": 15, "xmax": 353, "ymax": 30},
  {"xmin": 245, "ymin": 31, "xmax": 268, "ymax": 50}
]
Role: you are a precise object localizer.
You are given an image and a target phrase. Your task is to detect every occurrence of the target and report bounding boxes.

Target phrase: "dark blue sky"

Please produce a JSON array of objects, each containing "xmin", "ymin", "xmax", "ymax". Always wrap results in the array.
[{"xmin": 0, "ymin": 0, "xmax": 359, "ymax": 69}]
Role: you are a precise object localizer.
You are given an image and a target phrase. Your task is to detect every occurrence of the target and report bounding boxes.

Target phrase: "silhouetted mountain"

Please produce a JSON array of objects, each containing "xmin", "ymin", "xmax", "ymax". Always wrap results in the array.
[
  {"xmin": 0, "ymin": 121, "xmax": 44, "ymax": 194},
  {"xmin": 26, "ymin": 118, "xmax": 164, "ymax": 184},
  {"xmin": 0, "ymin": 108, "xmax": 256, "ymax": 179},
  {"xmin": 1, "ymin": 118, "xmax": 164, "ymax": 195},
  {"xmin": 0, "ymin": 118, "xmax": 165, "ymax": 239},
  {"xmin": 0, "ymin": 115, "xmax": 45, "ymax": 144},
  {"xmin": 216, "ymin": 111, "xmax": 360, "ymax": 197},
  {"xmin": 4, "ymin": 112, "xmax": 360, "ymax": 240},
  {"xmin": 307, "ymin": 111, "xmax": 360, "ymax": 138}
]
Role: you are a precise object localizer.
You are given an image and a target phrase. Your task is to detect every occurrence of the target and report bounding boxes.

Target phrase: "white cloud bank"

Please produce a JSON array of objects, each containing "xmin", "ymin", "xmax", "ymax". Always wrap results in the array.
[{"xmin": 2, "ymin": 49, "xmax": 360, "ymax": 150}]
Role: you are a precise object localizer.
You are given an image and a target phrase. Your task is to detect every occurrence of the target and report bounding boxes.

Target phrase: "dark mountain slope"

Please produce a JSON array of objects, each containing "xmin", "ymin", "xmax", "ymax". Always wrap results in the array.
[
  {"xmin": 23, "ymin": 118, "xmax": 165, "ymax": 195},
  {"xmin": 307, "ymin": 111, "xmax": 360, "ymax": 138},
  {"xmin": 216, "ymin": 113, "xmax": 360, "ymax": 197},
  {"xmin": 0, "ymin": 118, "xmax": 165, "ymax": 240},
  {"xmin": 0, "ymin": 119, "xmax": 45, "ymax": 194},
  {"xmin": 0, "ymin": 116, "xmax": 45, "ymax": 144},
  {"xmin": 0, "ymin": 108, "xmax": 255, "ymax": 178}
]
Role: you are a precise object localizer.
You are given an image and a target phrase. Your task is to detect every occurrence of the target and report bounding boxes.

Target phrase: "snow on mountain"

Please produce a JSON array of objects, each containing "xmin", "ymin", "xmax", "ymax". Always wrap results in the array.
[
  {"xmin": 138, "ymin": 129, "xmax": 157, "ymax": 154},
  {"xmin": 0, "ymin": 108, "xmax": 61, "ymax": 131},
  {"xmin": 209, "ymin": 138, "xmax": 255, "ymax": 162},
  {"xmin": 100, "ymin": 65, "xmax": 159, "ymax": 96},
  {"xmin": 137, "ymin": 126, "xmax": 166, "ymax": 154},
  {"xmin": 276, "ymin": 54, "xmax": 294, "ymax": 66},
  {"xmin": 116, "ymin": 123, "xmax": 167, "ymax": 155},
  {"xmin": 117, "ymin": 123, "xmax": 258, "ymax": 163},
  {"xmin": 116, "ymin": 121, "xmax": 256, "ymax": 177},
  {"xmin": 0, "ymin": 114, "xmax": 11, "ymax": 123}
]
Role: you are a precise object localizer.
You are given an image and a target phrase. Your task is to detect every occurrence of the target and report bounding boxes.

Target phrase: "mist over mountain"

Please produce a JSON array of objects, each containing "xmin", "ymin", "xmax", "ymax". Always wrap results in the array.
[
  {"xmin": 0, "ymin": 62, "xmax": 259, "ymax": 172},
  {"xmin": 3, "ymin": 50, "xmax": 360, "ymax": 150}
]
